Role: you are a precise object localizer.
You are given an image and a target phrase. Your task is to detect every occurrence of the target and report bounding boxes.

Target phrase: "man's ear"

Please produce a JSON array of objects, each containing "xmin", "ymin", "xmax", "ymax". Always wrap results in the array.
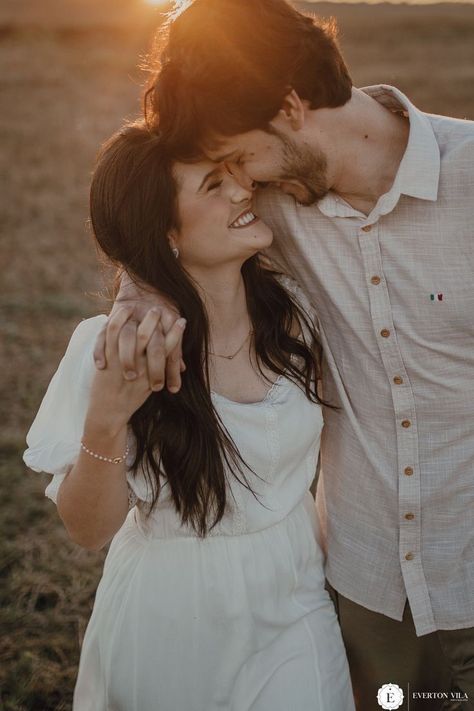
[{"xmin": 274, "ymin": 89, "xmax": 306, "ymax": 132}]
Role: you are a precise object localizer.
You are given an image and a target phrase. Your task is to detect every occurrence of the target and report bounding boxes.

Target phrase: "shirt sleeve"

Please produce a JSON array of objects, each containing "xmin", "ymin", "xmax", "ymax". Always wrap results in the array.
[{"xmin": 23, "ymin": 315, "xmax": 109, "ymax": 503}]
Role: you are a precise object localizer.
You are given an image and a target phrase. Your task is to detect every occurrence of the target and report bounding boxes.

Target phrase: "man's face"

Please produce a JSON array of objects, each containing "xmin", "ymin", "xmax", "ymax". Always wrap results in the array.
[{"xmin": 206, "ymin": 127, "xmax": 329, "ymax": 207}]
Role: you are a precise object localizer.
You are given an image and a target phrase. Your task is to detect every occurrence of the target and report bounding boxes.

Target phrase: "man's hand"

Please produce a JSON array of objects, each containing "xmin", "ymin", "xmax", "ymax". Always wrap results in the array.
[
  {"xmin": 87, "ymin": 307, "xmax": 186, "ymax": 435},
  {"xmin": 93, "ymin": 272, "xmax": 186, "ymax": 393}
]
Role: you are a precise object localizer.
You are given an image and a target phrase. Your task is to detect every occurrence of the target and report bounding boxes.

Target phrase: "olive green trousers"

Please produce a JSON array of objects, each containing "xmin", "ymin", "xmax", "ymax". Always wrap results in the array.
[{"xmin": 326, "ymin": 581, "xmax": 474, "ymax": 711}]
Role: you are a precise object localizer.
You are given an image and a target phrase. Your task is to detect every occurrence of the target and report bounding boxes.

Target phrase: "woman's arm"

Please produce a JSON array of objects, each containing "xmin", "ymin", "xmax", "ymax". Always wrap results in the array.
[
  {"xmin": 57, "ymin": 424, "xmax": 129, "ymax": 551},
  {"xmin": 57, "ymin": 306, "xmax": 186, "ymax": 551}
]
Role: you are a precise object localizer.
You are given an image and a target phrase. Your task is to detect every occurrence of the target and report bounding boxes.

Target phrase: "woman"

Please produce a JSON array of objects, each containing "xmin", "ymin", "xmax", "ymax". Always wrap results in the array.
[{"xmin": 24, "ymin": 122, "xmax": 355, "ymax": 710}]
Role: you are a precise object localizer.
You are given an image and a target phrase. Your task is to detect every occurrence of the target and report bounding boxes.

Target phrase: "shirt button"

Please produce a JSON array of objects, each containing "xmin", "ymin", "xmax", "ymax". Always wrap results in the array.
[
  {"xmin": 361, "ymin": 225, "xmax": 373, "ymax": 232},
  {"xmin": 393, "ymin": 375, "xmax": 404, "ymax": 385},
  {"xmin": 380, "ymin": 328, "xmax": 391, "ymax": 338},
  {"xmin": 404, "ymin": 513, "xmax": 415, "ymax": 520},
  {"xmin": 405, "ymin": 552, "xmax": 414, "ymax": 561},
  {"xmin": 371, "ymin": 276, "xmax": 381, "ymax": 285},
  {"xmin": 404, "ymin": 466, "xmax": 414, "ymax": 476},
  {"xmin": 401, "ymin": 419, "xmax": 411, "ymax": 428}
]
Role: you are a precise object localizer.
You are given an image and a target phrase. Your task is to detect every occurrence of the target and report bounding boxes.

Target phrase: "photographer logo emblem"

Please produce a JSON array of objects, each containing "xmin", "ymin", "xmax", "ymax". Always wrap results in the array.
[{"xmin": 377, "ymin": 683, "xmax": 404, "ymax": 710}]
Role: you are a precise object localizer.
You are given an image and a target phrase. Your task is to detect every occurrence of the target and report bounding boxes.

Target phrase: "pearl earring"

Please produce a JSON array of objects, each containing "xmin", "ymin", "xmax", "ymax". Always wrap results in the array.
[{"xmin": 172, "ymin": 247, "xmax": 179, "ymax": 259}]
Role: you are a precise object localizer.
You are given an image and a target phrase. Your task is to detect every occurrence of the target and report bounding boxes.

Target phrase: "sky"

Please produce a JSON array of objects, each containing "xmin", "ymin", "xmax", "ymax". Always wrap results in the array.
[
  {"xmin": 302, "ymin": 0, "xmax": 474, "ymax": 4},
  {"xmin": 146, "ymin": 0, "xmax": 474, "ymax": 6}
]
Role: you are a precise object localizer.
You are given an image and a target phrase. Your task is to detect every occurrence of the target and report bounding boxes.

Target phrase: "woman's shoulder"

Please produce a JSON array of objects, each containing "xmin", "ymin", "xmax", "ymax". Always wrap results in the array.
[
  {"xmin": 274, "ymin": 273, "xmax": 317, "ymax": 316},
  {"xmin": 269, "ymin": 273, "xmax": 320, "ymax": 347},
  {"xmin": 274, "ymin": 273, "xmax": 305, "ymax": 297},
  {"xmin": 67, "ymin": 314, "xmax": 108, "ymax": 347},
  {"xmin": 44, "ymin": 314, "xmax": 109, "ymax": 392},
  {"xmin": 60, "ymin": 314, "xmax": 107, "ymax": 364}
]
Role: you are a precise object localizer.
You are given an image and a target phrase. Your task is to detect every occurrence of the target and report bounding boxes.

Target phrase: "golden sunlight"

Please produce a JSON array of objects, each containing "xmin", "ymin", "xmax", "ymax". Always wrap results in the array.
[{"xmin": 145, "ymin": 0, "xmax": 167, "ymax": 6}]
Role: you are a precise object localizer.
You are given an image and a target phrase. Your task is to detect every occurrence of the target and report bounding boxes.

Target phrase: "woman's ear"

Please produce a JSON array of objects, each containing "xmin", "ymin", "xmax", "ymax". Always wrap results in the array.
[
  {"xmin": 168, "ymin": 229, "xmax": 178, "ymax": 251},
  {"xmin": 168, "ymin": 230, "xmax": 180, "ymax": 259}
]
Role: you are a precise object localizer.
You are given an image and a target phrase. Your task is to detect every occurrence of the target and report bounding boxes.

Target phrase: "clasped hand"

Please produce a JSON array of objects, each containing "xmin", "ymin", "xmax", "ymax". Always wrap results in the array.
[{"xmin": 88, "ymin": 305, "xmax": 186, "ymax": 434}]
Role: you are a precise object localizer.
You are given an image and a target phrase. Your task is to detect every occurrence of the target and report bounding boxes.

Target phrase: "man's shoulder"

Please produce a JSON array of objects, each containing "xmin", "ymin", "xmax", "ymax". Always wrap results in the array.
[
  {"xmin": 425, "ymin": 114, "xmax": 474, "ymax": 195},
  {"xmin": 255, "ymin": 185, "xmax": 296, "ymax": 216},
  {"xmin": 255, "ymin": 186, "xmax": 300, "ymax": 235},
  {"xmin": 427, "ymin": 112, "xmax": 474, "ymax": 163}
]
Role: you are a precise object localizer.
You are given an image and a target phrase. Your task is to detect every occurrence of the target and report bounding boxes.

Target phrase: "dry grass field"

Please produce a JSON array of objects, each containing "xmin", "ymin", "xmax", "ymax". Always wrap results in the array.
[{"xmin": 1, "ymin": 1, "xmax": 473, "ymax": 708}]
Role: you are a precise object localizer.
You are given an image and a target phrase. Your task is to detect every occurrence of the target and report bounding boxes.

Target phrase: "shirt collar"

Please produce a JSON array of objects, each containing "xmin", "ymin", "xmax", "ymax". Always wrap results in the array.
[{"xmin": 317, "ymin": 84, "xmax": 440, "ymax": 219}]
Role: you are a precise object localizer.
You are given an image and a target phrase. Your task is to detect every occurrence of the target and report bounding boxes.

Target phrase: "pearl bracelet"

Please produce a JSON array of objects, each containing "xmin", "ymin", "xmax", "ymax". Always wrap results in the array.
[{"xmin": 80, "ymin": 441, "xmax": 130, "ymax": 465}]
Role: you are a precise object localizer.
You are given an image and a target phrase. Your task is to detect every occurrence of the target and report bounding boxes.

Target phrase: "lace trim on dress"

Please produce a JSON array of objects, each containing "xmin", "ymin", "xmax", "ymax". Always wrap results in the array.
[{"xmin": 127, "ymin": 486, "xmax": 138, "ymax": 509}]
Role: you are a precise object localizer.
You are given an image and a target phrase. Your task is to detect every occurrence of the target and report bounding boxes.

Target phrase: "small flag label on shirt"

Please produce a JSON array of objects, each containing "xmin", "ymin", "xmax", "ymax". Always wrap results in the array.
[{"xmin": 430, "ymin": 293, "xmax": 443, "ymax": 301}]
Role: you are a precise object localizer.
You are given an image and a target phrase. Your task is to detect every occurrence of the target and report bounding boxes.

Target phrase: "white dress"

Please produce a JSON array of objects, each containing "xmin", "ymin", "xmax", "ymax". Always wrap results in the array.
[{"xmin": 24, "ymin": 314, "xmax": 355, "ymax": 711}]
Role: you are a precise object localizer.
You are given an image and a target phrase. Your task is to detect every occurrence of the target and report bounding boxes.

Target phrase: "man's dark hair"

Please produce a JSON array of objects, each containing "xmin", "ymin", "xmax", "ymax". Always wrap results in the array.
[{"xmin": 145, "ymin": 0, "xmax": 352, "ymax": 155}]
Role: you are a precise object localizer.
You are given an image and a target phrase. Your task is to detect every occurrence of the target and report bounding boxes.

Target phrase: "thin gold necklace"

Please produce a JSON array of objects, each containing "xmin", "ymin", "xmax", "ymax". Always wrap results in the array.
[{"xmin": 209, "ymin": 329, "xmax": 253, "ymax": 360}]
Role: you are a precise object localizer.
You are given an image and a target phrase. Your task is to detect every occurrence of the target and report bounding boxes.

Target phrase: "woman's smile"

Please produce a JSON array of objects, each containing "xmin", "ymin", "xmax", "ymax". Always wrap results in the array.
[{"xmin": 228, "ymin": 209, "xmax": 259, "ymax": 229}]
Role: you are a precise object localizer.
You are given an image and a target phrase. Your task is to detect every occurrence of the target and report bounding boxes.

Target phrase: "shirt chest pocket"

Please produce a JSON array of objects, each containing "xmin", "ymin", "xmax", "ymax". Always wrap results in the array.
[{"xmin": 414, "ymin": 241, "xmax": 474, "ymax": 338}]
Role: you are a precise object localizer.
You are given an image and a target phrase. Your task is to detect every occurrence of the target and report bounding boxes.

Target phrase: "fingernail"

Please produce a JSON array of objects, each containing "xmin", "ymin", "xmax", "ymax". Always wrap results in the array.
[
  {"xmin": 177, "ymin": 318, "xmax": 187, "ymax": 329},
  {"xmin": 95, "ymin": 359, "xmax": 105, "ymax": 369},
  {"xmin": 152, "ymin": 382, "xmax": 164, "ymax": 391},
  {"xmin": 168, "ymin": 386, "xmax": 179, "ymax": 394},
  {"xmin": 125, "ymin": 371, "xmax": 137, "ymax": 380}
]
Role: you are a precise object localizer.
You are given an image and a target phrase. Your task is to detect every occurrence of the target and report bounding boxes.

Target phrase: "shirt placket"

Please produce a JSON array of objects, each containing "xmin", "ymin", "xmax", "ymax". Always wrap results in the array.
[{"xmin": 357, "ymin": 221, "xmax": 436, "ymax": 636}]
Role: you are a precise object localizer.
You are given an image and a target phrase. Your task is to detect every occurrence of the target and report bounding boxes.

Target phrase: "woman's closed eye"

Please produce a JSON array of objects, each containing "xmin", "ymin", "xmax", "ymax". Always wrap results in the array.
[{"xmin": 207, "ymin": 179, "xmax": 223, "ymax": 191}]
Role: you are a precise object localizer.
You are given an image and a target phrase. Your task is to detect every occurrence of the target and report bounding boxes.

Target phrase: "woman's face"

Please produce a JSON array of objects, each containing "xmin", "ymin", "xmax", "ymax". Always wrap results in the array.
[{"xmin": 171, "ymin": 160, "xmax": 273, "ymax": 271}]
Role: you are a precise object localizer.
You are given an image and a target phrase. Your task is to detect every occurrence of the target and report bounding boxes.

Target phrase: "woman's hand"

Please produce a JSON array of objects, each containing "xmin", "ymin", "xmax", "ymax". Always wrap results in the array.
[
  {"xmin": 86, "ymin": 306, "xmax": 186, "ymax": 437},
  {"xmin": 93, "ymin": 272, "xmax": 185, "ymax": 393}
]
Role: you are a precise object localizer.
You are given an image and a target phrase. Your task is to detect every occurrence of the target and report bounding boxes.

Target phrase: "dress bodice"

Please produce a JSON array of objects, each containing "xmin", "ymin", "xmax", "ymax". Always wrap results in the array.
[{"xmin": 130, "ymin": 372, "xmax": 323, "ymax": 539}]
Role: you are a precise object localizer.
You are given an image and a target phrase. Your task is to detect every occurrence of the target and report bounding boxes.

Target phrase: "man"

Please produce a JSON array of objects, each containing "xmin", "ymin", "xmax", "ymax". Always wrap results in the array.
[{"xmin": 97, "ymin": 1, "xmax": 474, "ymax": 707}]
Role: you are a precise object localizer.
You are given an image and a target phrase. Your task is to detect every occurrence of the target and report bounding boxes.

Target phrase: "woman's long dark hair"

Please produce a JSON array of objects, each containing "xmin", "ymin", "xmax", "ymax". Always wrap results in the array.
[{"xmin": 90, "ymin": 121, "xmax": 323, "ymax": 537}]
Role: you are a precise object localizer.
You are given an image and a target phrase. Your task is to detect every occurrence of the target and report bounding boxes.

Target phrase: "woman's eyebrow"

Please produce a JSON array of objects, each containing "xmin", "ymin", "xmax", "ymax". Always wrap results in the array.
[{"xmin": 197, "ymin": 166, "xmax": 223, "ymax": 192}]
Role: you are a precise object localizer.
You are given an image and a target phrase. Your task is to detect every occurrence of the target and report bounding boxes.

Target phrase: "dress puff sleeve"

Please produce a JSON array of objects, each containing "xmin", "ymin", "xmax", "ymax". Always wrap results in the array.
[{"xmin": 23, "ymin": 315, "xmax": 112, "ymax": 504}]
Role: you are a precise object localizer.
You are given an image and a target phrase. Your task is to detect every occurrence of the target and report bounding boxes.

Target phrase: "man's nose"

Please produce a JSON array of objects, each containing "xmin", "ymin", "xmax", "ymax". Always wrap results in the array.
[{"xmin": 224, "ymin": 162, "xmax": 256, "ymax": 192}]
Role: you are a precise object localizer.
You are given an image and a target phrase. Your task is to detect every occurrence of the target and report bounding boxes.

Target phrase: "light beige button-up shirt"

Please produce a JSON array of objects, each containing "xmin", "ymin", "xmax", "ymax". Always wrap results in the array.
[{"xmin": 257, "ymin": 85, "xmax": 474, "ymax": 636}]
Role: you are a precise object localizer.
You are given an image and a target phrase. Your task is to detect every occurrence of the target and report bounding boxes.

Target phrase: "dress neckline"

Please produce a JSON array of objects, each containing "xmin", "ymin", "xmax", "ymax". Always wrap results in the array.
[{"xmin": 210, "ymin": 373, "xmax": 288, "ymax": 407}]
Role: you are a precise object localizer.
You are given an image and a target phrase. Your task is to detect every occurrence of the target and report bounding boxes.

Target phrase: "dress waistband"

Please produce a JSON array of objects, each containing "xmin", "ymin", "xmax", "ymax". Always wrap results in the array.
[{"xmin": 132, "ymin": 491, "xmax": 320, "ymax": 543}]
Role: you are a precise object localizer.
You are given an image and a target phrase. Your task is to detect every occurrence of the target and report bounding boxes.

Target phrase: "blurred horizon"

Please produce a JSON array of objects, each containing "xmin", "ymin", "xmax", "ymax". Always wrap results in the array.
[{"xmin": 1, "ymin": 0, "xmax": 474, "ymax": 29}]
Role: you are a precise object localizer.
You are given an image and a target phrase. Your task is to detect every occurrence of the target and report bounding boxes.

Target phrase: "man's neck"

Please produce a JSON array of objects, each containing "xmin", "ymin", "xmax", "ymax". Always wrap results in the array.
[{"xmin": 324, "ymin": 88, "xmax": 410, "ymax": 215}]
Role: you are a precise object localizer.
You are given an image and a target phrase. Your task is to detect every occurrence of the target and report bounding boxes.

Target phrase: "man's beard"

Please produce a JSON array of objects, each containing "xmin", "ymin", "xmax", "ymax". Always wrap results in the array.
[{"xmin": 274, "ymin": 130, "xmax": 329, "ymax": 206}]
